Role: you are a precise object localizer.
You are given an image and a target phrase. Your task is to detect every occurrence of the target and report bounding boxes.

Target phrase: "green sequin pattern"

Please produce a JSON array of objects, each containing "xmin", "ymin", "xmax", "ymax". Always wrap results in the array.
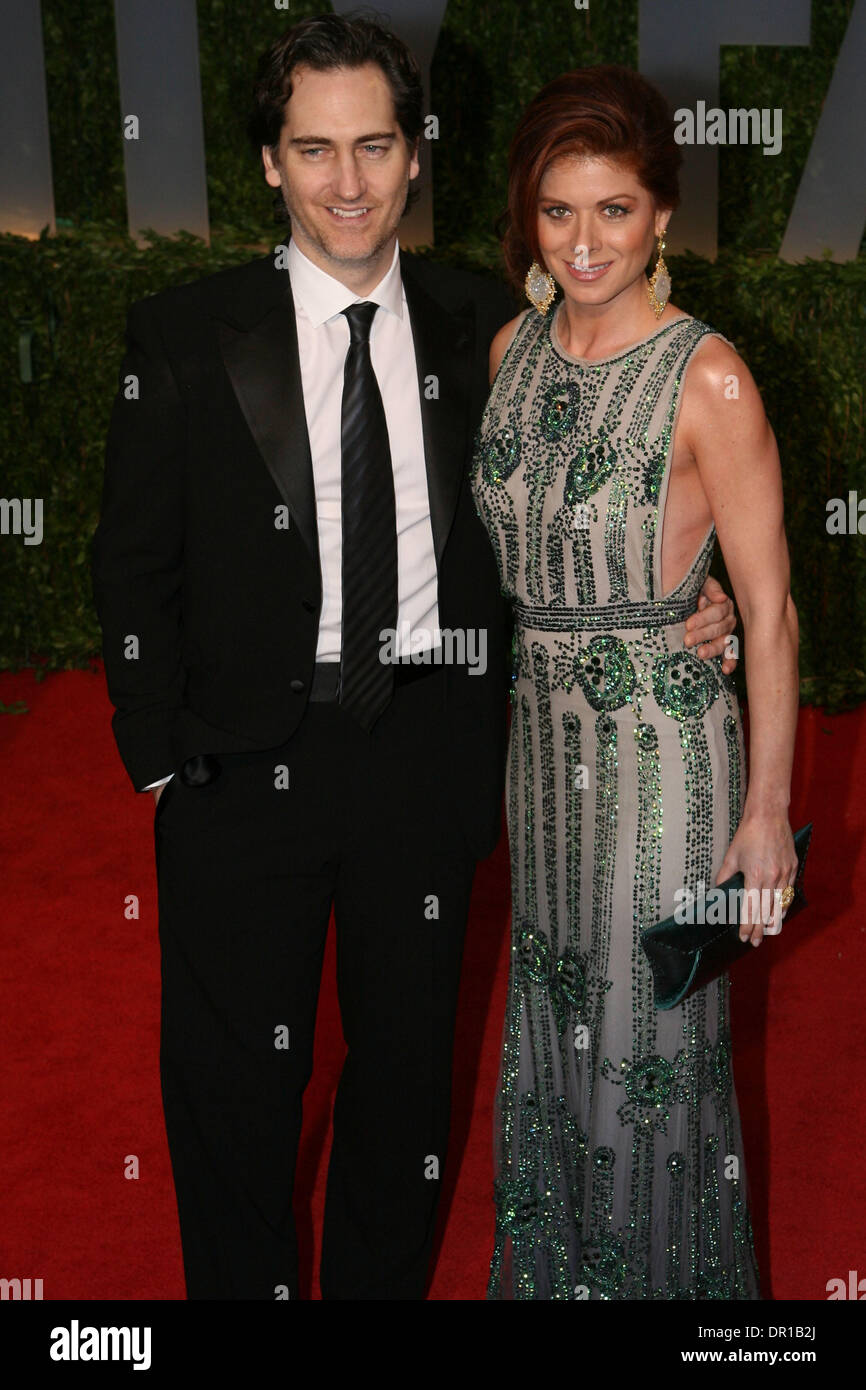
[{"xmin": 474, "ymin": 307, "xmax": 759, "ymax": 1300}]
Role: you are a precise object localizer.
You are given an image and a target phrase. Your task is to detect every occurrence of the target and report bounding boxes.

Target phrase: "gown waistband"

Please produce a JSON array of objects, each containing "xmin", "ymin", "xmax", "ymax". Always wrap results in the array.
[{"xmin": 513, "ymin": 596, "xmax": 695, "ymax": 631}]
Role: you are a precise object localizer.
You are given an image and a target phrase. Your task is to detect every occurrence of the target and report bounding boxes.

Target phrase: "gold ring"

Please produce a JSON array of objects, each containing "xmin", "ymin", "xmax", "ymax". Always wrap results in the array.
[{"xmin": 780, "ymin": 885, "xmax": 795, "ymax": 911}]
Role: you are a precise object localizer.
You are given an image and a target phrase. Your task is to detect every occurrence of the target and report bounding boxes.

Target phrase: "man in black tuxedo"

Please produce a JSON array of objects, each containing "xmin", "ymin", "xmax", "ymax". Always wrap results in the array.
[{"xmin": 92, "ymin": 13, "xmax": 736, "ymax": 1300}]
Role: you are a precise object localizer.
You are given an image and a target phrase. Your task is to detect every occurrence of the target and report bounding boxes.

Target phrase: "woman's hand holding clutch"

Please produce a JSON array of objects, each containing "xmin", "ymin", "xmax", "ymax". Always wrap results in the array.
[{"xmin": 715, "ymin": 813, "xmax": 799, "ymax": 946}]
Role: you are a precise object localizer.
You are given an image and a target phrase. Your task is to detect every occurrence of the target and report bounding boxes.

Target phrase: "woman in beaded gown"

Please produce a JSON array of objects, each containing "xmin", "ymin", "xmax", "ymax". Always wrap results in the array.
[{"xmin": 471, "ymin": 68, "xmax": 800, "ymax": 1300}]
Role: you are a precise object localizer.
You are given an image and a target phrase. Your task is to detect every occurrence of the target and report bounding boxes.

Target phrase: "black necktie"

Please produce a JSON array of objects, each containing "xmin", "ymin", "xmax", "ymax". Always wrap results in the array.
[{"xmin": 338, "ymin": 301, "xmax": 398, "ymax": 730}]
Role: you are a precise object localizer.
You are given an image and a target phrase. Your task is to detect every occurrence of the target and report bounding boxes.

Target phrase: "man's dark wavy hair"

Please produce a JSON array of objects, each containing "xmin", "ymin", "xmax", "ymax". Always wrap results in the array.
[{"xmin": 247, "ymin": 10, "xmax": 424, "ymax": 224}]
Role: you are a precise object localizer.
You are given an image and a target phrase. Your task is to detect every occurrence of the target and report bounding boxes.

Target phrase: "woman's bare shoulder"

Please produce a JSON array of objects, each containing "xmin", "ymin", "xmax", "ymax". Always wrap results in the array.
[
  {"xmin": 489, "ymin": 309, "xmax": 533, "ymax": 382},
  {"xmin": 679, "ymin": 328, "xmax": 764, "ymax": 420},
  {"xmin": 679, "ymin": 328, "xmax": 773, "ymax": 461}
]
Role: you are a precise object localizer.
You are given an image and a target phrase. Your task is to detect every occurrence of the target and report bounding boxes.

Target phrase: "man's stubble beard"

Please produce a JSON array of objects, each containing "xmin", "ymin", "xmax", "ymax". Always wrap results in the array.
[{"xmin": 274, "ymin": 181, "xmax": 409, "ymax": 270}]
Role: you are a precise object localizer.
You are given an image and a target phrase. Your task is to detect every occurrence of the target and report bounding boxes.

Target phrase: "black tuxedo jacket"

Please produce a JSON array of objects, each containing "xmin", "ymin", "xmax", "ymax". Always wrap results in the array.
[{"xmin": 91, "ymin": 249, "xmax": 518, "ymax": 858}]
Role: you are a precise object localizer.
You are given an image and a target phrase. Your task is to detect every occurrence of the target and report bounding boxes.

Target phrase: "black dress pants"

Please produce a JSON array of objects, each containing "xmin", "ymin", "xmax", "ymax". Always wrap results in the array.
[{"xmin": 153, "ymin": 668, "xmax": 478, "ymax": 1299}]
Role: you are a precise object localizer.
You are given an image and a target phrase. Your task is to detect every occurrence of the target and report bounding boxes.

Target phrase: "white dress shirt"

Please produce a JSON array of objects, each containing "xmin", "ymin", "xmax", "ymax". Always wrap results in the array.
[
  {"xmin": 143, "ymin": 237, "xmax": 438, "ymax": 791},
  {"xmin": 289, "ymin": 236, "xmax": 438, "ymax": 660}
]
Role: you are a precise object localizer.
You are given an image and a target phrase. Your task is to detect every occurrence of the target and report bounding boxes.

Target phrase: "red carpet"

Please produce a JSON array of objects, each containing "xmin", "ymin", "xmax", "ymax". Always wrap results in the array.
[{"xmin": 1, "ymin": 663, "xmax": 863, "ymax": 1300}]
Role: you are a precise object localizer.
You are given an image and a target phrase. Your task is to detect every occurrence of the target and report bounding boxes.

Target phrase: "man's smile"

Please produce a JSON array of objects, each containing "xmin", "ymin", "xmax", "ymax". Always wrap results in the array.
[{"xmin": 325, "ymin": 205, "xmax": 373, "ymax": 220}]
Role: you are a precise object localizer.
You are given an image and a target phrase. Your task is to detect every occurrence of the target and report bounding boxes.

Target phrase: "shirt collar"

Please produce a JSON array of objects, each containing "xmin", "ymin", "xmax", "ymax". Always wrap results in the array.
[{"xmin": 287, "ymin": 237, "xmax": 403, "ymax": 328}]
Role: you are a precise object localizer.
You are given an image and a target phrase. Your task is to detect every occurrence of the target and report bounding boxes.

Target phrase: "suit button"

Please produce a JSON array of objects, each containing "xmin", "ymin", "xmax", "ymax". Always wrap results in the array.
[
  {"xmin": 290, "ymin": 679, "xmax": 305, "ymax": 693},
  {"xmin": 181, "ymin": 754, "xmax": 222, "ymax": 787},
  {"xmin": 302, "ymin": 599, "xmax": 316, "ymax": 613}
]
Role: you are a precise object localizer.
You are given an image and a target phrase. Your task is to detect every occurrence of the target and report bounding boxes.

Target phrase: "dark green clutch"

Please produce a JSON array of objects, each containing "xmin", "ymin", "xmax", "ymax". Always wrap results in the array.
[{"xmin": 640, "ymin": 823, "xmax": 813, "ymax": 1011}]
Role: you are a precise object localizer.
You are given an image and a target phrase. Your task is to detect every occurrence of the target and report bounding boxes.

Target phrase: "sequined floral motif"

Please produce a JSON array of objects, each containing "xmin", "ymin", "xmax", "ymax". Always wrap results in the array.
[
  {"xmin": 652, "ymin": 649, "xmax": 719, "ymax": 720},
  {"xmin": 564, "ymin": 433, "xmax": 618, "ymax": 504},
  {"xmin": 492, "ymin": 1104, "xmax": 573, "ymax": 1279},
  {"xmin": 580, "ymin": 1232, "xmax": 629, "ymax": 1299},
  {"xmin": 624, "ymin": 1054, "xmax": 675, "ymax": 1107},
  {"xmin": 515, "ymin": 922, "xmax": 587, "ymax": 1037},
  {"xmin": 481, "ymin": 424, "xmax": 522, "ymax": 486},
  {"xmin": 540, "ymin": 381, "xmax": 581, "ymax": 441},
  {"xmin": 575, "ymin": 634, "xmax": 637, "ymax": 712},
  {"xmin": 602, "ymin": 1052, "xmax": 682, "ymax": 1134},
  {"xmin": 494, "ymin": 1175, "xmax": 544, "ymax": 1235}
]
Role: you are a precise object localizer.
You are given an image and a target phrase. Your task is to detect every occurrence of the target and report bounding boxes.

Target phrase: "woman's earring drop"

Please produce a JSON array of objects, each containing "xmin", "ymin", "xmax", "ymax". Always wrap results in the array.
[
  {"xmin": 525, "ymin": 262, "xmax": 557, "ymax": 315},
  {"xmin": 647, "ymin": 227, "xmax": 671, "ymax": 318}
]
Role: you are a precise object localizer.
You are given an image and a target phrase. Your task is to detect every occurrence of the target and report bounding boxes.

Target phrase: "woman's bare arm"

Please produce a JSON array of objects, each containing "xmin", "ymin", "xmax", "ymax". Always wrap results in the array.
[{"xmin": 683, "ymin": 338, "xmax": 799, "ymax": 942}]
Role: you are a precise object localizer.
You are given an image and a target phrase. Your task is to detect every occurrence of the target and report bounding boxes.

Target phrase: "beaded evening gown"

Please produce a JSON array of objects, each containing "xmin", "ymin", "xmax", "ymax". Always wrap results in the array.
[{"xmin": 471, "ymin": 304, "xmax": 761, "ymax": 1301}]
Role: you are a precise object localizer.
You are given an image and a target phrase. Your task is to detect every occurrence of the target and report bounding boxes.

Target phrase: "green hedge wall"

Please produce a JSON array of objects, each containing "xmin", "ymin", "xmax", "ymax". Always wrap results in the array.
[{"xmin": 1, "ymin": 0, "xmax": 863, "ymax": 709}]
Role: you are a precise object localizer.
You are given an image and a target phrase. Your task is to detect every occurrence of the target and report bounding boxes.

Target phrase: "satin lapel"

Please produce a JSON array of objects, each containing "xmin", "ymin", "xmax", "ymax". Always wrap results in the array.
[
  {"xmin": 400, "ymin": 255, "xmax": 474, "ymax": 567},
  {"xmin": 216, "ymin": 276, "xmax": 319, "ymax": 570}
]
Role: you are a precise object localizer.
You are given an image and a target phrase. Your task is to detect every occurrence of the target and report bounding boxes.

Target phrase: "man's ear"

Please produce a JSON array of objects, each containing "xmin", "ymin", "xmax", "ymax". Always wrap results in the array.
[
  {"xmin": 408, "ymin": 137, "xmax": 421, "ymax": 182},
  {"xmin": 262, "ymin": 144, "xmax": 281, "ymax": 188}
]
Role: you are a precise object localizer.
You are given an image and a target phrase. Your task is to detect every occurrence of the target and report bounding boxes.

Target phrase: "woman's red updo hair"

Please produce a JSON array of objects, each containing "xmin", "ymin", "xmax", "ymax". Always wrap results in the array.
[{"xmin": 502, "ymin": 65, "xmax": 682, "ymax": 293}]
